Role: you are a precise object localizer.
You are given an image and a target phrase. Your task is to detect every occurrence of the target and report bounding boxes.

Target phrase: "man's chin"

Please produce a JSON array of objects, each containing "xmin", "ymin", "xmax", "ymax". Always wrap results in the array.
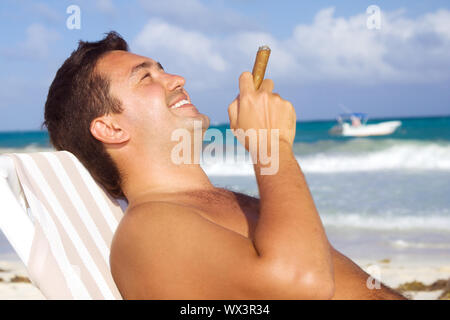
[
  {"xmin": 181, "ymin": 113, "xmax": 210, "ymax": 131},
  {"xmin": 199, "ymin": 114, "xmax": 210, "ymax": 130}
]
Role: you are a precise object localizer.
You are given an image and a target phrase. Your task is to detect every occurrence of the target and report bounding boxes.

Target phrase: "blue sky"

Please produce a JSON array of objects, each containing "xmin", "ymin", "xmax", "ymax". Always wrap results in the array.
[{"xmin": 0, "ymin": 0, "xmax": 449, "ymax": 131}]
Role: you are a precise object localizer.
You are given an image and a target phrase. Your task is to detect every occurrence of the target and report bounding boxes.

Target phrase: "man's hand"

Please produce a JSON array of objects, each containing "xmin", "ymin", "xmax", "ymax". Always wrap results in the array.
[{"xmin": 228, "ymin": 72, "xmax": 296, "ymax": 151}]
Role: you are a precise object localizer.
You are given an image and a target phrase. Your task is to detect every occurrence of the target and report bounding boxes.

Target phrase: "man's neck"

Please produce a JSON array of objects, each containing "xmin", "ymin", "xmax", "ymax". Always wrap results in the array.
[{"xmin": 117, "ymin": 146, "xmax": 215, "ymax": 206}]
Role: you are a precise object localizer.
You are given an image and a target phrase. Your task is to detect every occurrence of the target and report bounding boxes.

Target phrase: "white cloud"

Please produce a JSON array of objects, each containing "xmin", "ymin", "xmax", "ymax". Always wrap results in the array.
[
  {"xmin": 33, "ymin": 2, "xmax": 63, "ymax": 23},
  {"xmin": 96, "ymin": 0, "xmax": 117, "ymax": 15},
  {"xmin": 132, "ymin": 19, "xmax": 227, "ymax": 88},
  {"xmin": 138, "ymin": 0, "xmax": 260, "ymax": 34},
  {"xmin": 288, "ymin": 7, "xmax": 393, "ymax": 82},
  {"xmin": 141, "ymin": 0, "xmax": 208, "ymax": 18},
  {"xmin": 131, "ymin": 8, "xmax": 450, "ymax": 90},
  {"xmin": 271, "ymin": 7, "xmax": 450, "ymax": 84},
  {"xmin": 23, "ymin": 24, "xmax": 60, "ymax": 58},
  {"xmin": 7, "ymin": 23, "xmax": 60, "ymax": 59}
]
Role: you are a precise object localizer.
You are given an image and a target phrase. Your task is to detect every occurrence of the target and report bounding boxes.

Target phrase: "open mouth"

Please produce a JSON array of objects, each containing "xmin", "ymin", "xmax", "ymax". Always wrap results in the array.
[{"xmin": 169, "ymin": 99, "xmax": 192, "ymax": 110}]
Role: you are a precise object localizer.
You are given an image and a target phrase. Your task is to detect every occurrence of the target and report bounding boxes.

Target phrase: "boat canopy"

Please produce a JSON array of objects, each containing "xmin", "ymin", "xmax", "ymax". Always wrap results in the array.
[
  {"xmin": 337, "ymin": 113, "xmax": 368, "ymax": 124},
  {"xmin": 337, "ymin": 113, "xmax": 368, "ymax": 120}
]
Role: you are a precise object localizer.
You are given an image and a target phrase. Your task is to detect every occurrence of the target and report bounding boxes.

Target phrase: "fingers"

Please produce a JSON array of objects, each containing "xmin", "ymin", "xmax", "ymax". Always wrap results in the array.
[
  {"xmin": 259, "ymin": 78, "xmax": 274, "ymax": 92},
  {"xmin": 240, "ymin": 72, "xmax": 274, "ymax": 95},
  {"xmin": 239, "ymin": 72, "xmax": 255, "ymax": 95},
  {"xmin": 227, "ymin": 96, "xmax": 239, "ymax": 129}
]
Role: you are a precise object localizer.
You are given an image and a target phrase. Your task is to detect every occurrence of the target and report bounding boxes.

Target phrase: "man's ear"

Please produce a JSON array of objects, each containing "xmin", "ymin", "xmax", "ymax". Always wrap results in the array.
[{"xmin": 90, "ymin": 115, "xmax": 130, "ymax": 145}]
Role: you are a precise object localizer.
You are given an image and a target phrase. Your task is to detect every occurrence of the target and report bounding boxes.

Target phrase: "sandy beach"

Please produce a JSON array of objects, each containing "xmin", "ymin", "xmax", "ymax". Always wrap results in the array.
[
  {"xmin": 0, "ymin": 259, "xmax": 44, "ymax": 300},
  {"xmin": 0, "ymin": 256, "xmax": 449, "ymax": 300},
  {"xmin": 357, "ymin": 258, "xmax": 450, "ymax": 300}
]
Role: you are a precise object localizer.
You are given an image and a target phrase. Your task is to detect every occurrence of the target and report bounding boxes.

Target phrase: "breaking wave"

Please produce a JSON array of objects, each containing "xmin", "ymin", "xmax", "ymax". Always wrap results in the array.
[{"xmin": 202, "ymin": 140, "xmax": 450, "ymax": 175}]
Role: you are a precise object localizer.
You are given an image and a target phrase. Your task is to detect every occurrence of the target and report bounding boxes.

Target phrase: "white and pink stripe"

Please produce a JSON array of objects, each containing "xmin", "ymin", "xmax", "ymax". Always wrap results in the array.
[{"xmin": 2, "ymin": 151, "xmax": 125, "ymax": 299}]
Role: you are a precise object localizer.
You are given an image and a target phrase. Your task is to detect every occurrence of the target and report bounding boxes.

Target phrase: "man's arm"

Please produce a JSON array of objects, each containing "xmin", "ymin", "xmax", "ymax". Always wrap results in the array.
[
  {"xmin": 330, "ymin": 246, "xmax": 406, "ymax": 300},
  {"xmin": 252, "ymin": 141, "xmax": 334, "ymax": 296},
  {"xmin": 232, "ymin": 192, "xmax": 406, "ymax": 300},
  {"xmin": 228, "ymin": 72, "xmax": 334, "ymax": 298}
]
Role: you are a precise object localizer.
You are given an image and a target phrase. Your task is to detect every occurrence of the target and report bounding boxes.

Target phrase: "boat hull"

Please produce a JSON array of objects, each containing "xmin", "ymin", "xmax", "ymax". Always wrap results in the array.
[{"xmin": 329, "ymin": 121, "xmax": 402, "ymax": 137}]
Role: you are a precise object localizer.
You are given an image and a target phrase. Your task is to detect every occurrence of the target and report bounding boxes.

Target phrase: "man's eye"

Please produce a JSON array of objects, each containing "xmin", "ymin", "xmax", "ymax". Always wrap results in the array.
[{"xmin": 141, "ymin": 73, "xmax": 151, "ymax": 81}]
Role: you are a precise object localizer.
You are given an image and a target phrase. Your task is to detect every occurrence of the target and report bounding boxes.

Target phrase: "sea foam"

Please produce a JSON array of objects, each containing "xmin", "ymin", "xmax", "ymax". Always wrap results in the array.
[
  {"xmin": 321, "ymin": 212, "xmax": 450, "ymax": 231},
  {"xmin": 202, "ymin": 141, "xmax": 450, "ymax": 175}
]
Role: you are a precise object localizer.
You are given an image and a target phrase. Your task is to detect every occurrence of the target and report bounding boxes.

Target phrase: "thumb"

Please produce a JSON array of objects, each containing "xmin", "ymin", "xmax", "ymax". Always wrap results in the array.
[{"xmin": 227, "ymin": 95, "xmax": 239, "ymax": 129}]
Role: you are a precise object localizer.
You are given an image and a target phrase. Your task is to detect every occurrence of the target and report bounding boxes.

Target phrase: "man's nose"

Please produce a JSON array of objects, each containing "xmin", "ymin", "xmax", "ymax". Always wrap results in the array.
[{"xmin": 165, "ymin": 73, "xmax": 185, "ymax": 91}]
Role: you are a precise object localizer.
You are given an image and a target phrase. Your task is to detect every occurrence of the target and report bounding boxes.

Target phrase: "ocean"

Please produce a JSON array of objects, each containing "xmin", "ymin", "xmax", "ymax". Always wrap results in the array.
[{"xmin": 1, "ymin": 116, "xmax": 450, "ymax": 263}]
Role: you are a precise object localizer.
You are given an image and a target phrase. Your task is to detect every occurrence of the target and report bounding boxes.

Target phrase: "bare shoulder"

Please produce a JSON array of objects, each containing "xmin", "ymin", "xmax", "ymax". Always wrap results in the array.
[
  {"xmin": 110, "ymin": 201, "xmax": 206, "ymax": 260},
  {"xmin": 109, "ymin": 200, "xmax": 263, "ymax": 299},
  {"xmin": 110, "ymin": 201, "xmax": 206, "ymax": 298},
  {"xmin": 120, "ymin": 201, "xmax": 199, "ymax": 226}
]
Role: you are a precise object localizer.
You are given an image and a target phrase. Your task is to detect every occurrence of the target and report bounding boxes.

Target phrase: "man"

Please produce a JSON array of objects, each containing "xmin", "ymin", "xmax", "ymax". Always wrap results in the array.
[{"xmin": 44, "ymin": 32, "xmax": 405, "ymax": 299}]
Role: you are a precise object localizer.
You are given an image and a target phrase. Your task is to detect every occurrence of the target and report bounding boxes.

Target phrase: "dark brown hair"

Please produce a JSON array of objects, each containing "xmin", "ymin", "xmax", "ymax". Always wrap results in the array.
[{"xmin": 44, "ymin": 31, "xmax": 128, "ymax": 198}]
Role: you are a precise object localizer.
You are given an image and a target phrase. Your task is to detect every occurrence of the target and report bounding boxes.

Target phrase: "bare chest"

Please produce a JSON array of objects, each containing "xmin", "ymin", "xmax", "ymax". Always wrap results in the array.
[
  {"xmin": 178, "ymin": 190, "xmax": 260, "ymax": 239},
  {"xmin": 200, "ymin": 202, "xmax": 258, "ymax": 239}
]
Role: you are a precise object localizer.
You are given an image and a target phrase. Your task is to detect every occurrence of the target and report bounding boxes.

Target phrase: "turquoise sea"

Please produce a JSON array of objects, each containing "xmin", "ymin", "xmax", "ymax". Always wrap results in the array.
[
  {"xmin": 2, "ymin": 116, "xmax": 449, "ymax": 148},
  {"xmin": 1, "ymin": 116, "xmax": 450, "ymax": 263}
]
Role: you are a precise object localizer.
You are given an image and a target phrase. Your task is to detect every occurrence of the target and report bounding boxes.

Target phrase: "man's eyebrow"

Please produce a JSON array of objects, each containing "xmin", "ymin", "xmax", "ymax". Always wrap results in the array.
[{"xmin": 129, "ymin": 61, "xmax": 164, "ymax": 78}]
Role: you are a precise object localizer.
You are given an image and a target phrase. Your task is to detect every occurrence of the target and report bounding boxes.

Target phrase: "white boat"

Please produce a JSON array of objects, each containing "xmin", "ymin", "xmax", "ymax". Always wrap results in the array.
[{"xmin": 329, "ymin": 113, "xmax": 402, "ymax": 137}]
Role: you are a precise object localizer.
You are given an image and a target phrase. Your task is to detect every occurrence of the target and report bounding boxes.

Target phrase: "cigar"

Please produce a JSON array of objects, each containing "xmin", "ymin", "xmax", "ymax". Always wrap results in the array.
[{"xmin": 252, "ymin": 45, "xmax": 271, "ymax": 90}]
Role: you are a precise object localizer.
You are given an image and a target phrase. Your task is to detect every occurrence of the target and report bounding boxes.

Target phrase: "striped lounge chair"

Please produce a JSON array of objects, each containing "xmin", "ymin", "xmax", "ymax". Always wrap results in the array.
[{"xmin": 0, "ymin": 151, "xmax": 126, "ymax": 299}]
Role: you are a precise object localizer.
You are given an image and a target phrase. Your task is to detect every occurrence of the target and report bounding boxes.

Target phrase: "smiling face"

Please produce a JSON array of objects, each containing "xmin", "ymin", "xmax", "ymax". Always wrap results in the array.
[{"xmin": 95, "ymin": 50, "xmax": 210, "ymax": 147}]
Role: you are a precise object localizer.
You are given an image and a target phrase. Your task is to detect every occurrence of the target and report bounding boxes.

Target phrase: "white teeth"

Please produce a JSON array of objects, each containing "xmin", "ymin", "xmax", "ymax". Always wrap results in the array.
[{"xmin": 170, "ymin": 99, "xmax": 190, "ymax": 109}]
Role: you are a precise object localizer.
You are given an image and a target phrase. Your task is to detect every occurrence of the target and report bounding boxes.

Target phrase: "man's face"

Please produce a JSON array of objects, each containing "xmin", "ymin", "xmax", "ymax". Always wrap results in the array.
[{"xmin": 95, "ymin": 50, "xmax": 210, "ymax": 145}]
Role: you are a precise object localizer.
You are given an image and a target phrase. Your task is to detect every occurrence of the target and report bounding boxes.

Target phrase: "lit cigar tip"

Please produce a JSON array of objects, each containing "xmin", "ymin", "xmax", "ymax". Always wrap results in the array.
[{"xmin": 258, "ymin": 45, "xmax": 271, "ymax": 51}]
